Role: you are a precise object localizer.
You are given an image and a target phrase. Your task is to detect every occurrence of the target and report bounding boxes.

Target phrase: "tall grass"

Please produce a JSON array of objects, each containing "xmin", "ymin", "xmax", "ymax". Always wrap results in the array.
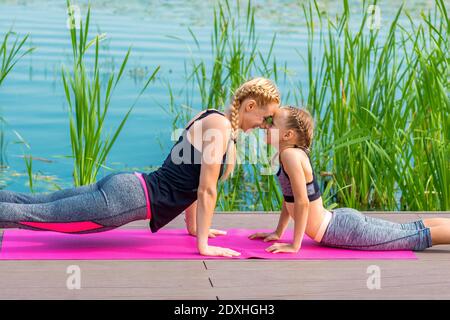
[
  {"xmin": 300, "ymin": 0, "xmax": 449, "ymax": 211},
  {"xmin": 62, "ymin": 1, "xmax": 159, "ymax": 186},
  {"xmin": 398, "ymin": 0, "xmax": 450, "ymax": 210},
  {"xmin": 166, "ymin": 0, "xmax": 286, "ymax": 211},
  {"xmin": 1, "ymin": 30, "xmax": 35, "ymax": 188}
]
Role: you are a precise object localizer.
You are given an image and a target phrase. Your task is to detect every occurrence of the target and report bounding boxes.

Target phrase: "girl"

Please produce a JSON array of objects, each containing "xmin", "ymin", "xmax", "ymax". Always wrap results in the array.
[
  {"xmin": 249, "ymin": 105, "xmax": 450, "ymax": 253},
  {"xmin": 0, "ymin": 77, "xmax": 281, "ymax": 257}
]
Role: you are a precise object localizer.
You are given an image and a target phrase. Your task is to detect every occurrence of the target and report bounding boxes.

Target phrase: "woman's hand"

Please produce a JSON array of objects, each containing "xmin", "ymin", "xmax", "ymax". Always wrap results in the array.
[
  {"xmin": 265, "ymin": 243, "xmax": 300, "ymax": 254},
  {"xmin": 199, "ymin": 245, "xmax": 241, "ymax": 257},
  {"xmin": 248, "ymin": 231, "xmax": 281, "ymax": 242},
  {"xmin": 189, "ymin": 228, "xmax": 227, "ymax": 238}
]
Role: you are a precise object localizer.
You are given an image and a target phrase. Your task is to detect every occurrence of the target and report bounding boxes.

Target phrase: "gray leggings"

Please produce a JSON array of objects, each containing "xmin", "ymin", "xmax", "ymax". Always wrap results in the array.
[
  {"xmin": 320, "ymin": 208, "xmax": 433, "ymax": 251},
  {"xmin": 0, "ymin": 172, "xmax": 149, "ymax": 234}
]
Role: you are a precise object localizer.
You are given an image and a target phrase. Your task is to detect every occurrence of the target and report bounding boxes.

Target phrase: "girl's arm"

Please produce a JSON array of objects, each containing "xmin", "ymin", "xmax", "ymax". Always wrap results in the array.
[
  {"xmin": 274, "ymin": 200, "xmax": 291, "ymax": 237},
  {"xmin": 248, "ymin": 200, "xmax": 290, "ymax": 241},
  {"xmin": 267, "ymin": 149, "xmax": 309, "ymax": 253}
]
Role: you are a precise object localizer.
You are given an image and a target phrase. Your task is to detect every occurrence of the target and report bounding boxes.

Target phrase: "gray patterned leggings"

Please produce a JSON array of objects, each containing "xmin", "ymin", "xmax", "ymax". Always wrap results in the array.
[
  {"xmin": 0, "ymin": 172, "xmax": 149, "ymax": 234},
  {"xmin": 320, "ymin": 208, "xmax": 433, "ymax": 251}
]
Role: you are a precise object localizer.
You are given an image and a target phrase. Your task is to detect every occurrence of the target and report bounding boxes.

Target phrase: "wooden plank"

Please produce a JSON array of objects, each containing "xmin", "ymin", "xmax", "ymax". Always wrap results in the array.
[
  {"xmin": 0, "ymin": 261, "xmax": 208, "ymax": 287},
  {"xmin": 2, "ymin": 212, "xmax": 450, "ymax": 299},
  {"xmin": 0, "ymin": 287, "xmax": 215, "ymax": 300},
  {"xmin": 138, "ymin": 212, "xmax": 427, "ymax": 230},
  {"xmin": 215, "ymin": 283, "xmax": 450, "ymax": 300},
  {"xmin": 0, "ymin": 260, "xmax": 214, "ymax": 299},
  {"xmin": 415, "ymin": 246, "xmax": 450, "ymax": 261},
  {"xmin": 210, "ymin": 259, "xmax": 450, "ymax": 299},
  {"xmin": 208, "ymin": 261, "xmax": 448, "ymax": 286},
  {"xmin": 416, "ymin": 212, "xmax": 450, "ymax": 218}
]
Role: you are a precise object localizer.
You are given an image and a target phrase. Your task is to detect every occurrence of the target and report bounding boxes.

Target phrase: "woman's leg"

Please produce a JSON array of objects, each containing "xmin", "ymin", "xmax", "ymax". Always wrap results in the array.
[
  {"xmin": 0, "ymin": 172, "xmax": 149, "ymax": 233},
  {"xmin": 0, "ymin": 172, "xmax": 125, "ymax": 204},
  {"xmin": 320, "ymin": 208, "xmax": 432, "ymax": 251}
]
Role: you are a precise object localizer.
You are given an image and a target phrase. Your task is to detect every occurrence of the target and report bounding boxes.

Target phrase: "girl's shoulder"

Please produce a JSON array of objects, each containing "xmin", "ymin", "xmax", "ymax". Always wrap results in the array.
[
  {"xmin": 279, "ymin": 147, "xmax": 311, "ymax": 173},
  {"xmin": 280, "ymin": 147, "xmax": 308, "ymax": 163}
]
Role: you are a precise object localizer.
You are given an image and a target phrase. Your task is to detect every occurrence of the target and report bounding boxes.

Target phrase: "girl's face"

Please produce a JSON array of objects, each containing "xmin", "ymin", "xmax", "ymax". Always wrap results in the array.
[
  {"xmin": 239, "ymin": 99, "xmax": 279, "ymax": 132},
  {"xmin": 265, "ymin": 108, "xmax": 290, "ymax": 148}
]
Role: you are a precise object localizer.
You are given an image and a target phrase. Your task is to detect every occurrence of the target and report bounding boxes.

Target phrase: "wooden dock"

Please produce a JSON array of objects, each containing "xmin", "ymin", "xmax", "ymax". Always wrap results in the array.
[{"xmin": 1, "ymin": 212, "xmax": 449, "ymax": 300}]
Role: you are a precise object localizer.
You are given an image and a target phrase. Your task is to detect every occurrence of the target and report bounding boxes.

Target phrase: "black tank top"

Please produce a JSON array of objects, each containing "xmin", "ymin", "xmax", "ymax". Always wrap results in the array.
[
  {"xmin": 142, "ymin": 109, "xmax": 227, "ymax": 233},
  {"xmin": 276, "ymin": 148, "xmax": 321, "ymax": 202}
]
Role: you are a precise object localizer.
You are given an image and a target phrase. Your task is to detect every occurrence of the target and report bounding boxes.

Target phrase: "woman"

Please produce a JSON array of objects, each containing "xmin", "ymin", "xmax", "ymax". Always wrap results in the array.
[
  {"xmin": 250, "ymin": 106, "xmax": 449, "ymax": 253},
  {"xmin": 0, "ymin": 77, "xmax": 281, "ymax": 257}
]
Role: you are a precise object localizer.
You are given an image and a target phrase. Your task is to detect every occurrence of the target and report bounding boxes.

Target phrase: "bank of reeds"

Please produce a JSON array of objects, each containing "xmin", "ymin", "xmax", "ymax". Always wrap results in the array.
[
  {"xmin": 300, "ymin": 0, "xmax": 449, "ymax": 211},
  {"xmin": 167, "ymin": 0, "xmax": 449, "ymax": 211}
]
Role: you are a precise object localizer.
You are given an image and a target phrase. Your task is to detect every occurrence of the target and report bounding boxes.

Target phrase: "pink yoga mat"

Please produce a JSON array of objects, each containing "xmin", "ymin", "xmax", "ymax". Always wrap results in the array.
[{"xmin": 0, "ymin": 228, "xmax": 417, "ymax": 260}]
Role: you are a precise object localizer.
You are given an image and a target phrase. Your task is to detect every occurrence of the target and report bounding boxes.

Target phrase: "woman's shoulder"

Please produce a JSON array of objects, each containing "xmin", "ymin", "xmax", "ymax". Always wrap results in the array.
[{"xmin": 197, "ymin": 109, "xmax": 231, "ymax": 130}]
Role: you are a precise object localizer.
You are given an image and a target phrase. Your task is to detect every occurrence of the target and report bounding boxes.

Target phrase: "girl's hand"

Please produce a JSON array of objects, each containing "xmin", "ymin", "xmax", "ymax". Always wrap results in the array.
[
  {"xmin": 199, "ymin": 245, "xmax": 241, "ymax": 257},
  {"xmin": 189, "ymin": 229, "xmax": 227, "ymax": 238},
  {"xmin": 248, "ymin": 231, "xmax": 280, "ymax": 242},
  {"xmin": 265, "ymin": 243, "xmax": 300, "ymax": 254}
]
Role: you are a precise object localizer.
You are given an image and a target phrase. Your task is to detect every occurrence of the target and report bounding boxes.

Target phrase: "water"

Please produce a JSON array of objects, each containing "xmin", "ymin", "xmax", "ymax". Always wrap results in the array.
[{"xmin": 0, "ymin": 0, "xmax": 438, "ymax": 192}]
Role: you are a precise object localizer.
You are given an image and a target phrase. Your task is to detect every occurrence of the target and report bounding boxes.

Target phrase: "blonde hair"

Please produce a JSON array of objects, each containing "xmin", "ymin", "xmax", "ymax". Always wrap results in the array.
[
  {"xmin": 221, "ymin": 77, "xmax": 280, "ymax": 180},
  {"xmin": 281, "ymin": 105, "xmax": 314, "ymax": 155}
]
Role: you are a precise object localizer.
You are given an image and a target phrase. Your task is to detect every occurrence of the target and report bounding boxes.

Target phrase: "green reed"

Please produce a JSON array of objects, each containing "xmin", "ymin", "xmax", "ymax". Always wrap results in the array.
[
  {"xmin": 300, "ymin": 0, "xmax": 449, "ymax": 211},
  {"xmin": 0, "ymin": 30, "xmax": 34, "ymax": 87},
  {"xmin": 62, "ymin": 1, "xmax": 159, "ymax": 186},
  {"xmin": 23, "ymin": 155, "xmax": 34, "ymax": 193}
]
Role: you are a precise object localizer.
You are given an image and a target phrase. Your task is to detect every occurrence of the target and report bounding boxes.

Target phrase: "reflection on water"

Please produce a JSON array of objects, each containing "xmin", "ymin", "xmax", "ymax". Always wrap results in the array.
[{"xmin": 0, "ymin": 0, "xmax": 437, "ymax": 193}]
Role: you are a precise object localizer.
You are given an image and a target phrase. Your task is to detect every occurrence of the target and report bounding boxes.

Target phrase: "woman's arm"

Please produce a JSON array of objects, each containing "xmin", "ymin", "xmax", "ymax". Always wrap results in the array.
[
  {"xmin": 194, "ymin": 115, "xmax": 240, "ymax": 257},
  {"xmin": 185, "ymin": 200, "xmax": 227, "ymax": 238},
  {"xmin": 266, "ymin": 149, "xmax": 309, "ymax": 253},
  {"xmin": 185, "ymin": 201, "xmax": 197, "ymax": 236}
]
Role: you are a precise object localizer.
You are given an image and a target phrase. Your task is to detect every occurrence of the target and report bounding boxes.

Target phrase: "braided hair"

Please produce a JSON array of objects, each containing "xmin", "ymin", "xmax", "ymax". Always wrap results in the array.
[
  {"xmin": 281, "ymin": 106, "xmax": 314, "ymax": 155},
  {"xmin": 222, "ymin": 77, "xmax": 280, "ymax": 180}
]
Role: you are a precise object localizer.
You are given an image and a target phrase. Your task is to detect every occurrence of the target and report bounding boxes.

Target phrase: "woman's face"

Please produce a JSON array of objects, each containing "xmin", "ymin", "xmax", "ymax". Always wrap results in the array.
[
  {"xmin": 239, "ymin": 99, "xmax": 279, "ymax": 132},
  {"xmin": 265, "ymin": 108, "xmax": 288, "ymax": 148}
]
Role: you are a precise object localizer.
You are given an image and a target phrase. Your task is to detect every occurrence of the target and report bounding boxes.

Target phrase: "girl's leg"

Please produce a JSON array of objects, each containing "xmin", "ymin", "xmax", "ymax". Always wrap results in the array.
[
  {"xmin": 428, "ymin": 225, "xmax": 450, "ymax": 246},
  {"xmin": 422, "ymin": 218, "xmax": 450, "ymax": 228},
  {"xmin": 364, "ymin": 213, "xmax": 450, "ymax": 230},
  {"xmin": 0, "ymin": 172, "xmax": 148, "ymax": 233},
  {"xmin": 0, "ymin": 172, "xmax": 125, "ymax": 204},
  {"xmin": 339, "ymin": 208, "xmax": 424, "ymax": 230},
  {"xmin": 320, "ymin": 208, "xmax": 432, "ymax": 251}
]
